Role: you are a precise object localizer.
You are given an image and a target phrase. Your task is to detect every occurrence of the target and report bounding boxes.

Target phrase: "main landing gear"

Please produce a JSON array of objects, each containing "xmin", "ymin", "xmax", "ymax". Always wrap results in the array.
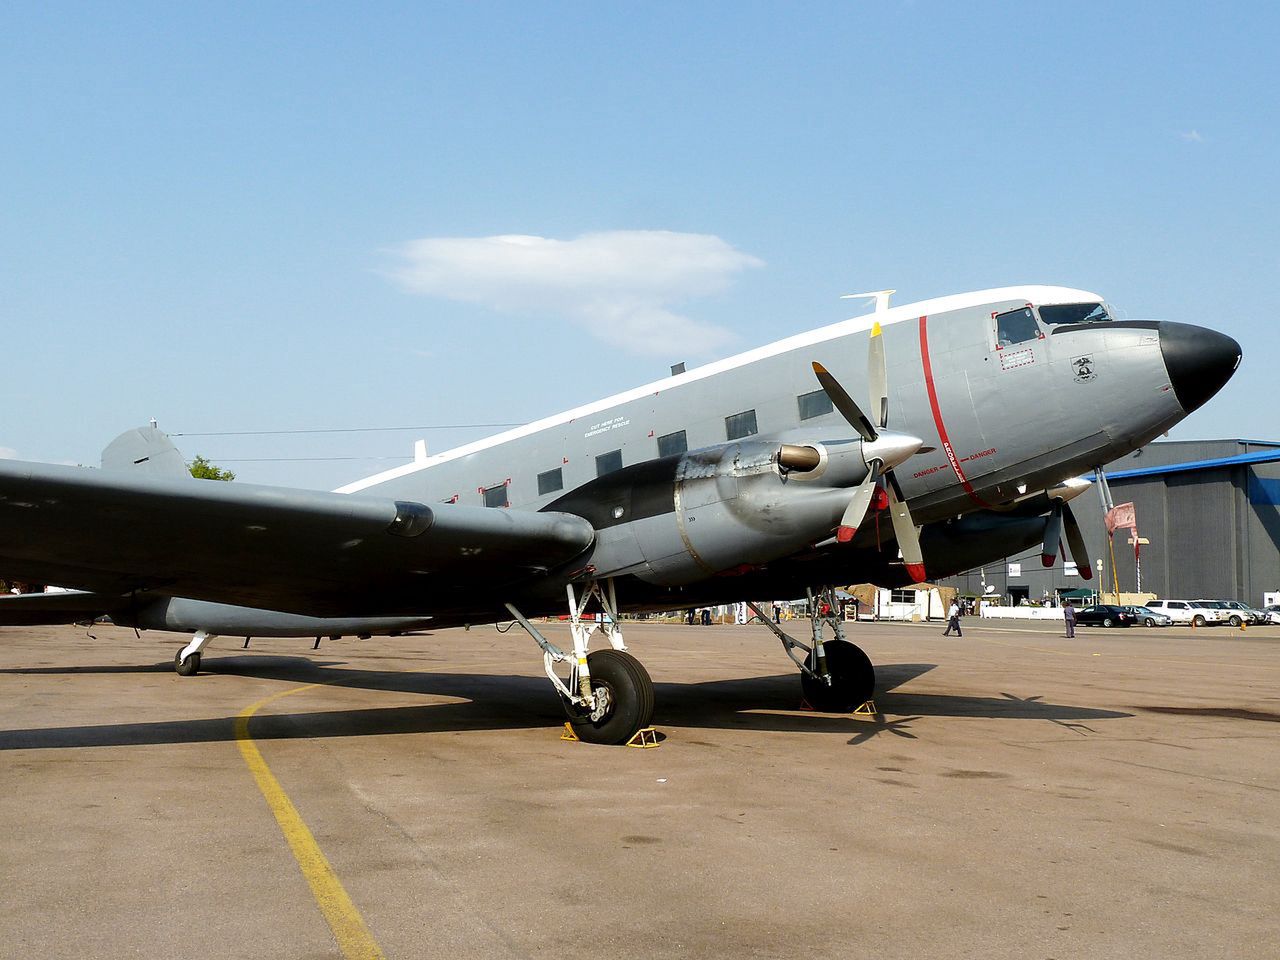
[
  {"xmin": 506, "ymin": 580, "xmax": 654, "ymax": 745},
  {"xmin": 748, "ymin": 586, "xmax": 875, "ymax": 712},
  {"xmin": 173, "ymin": 630, "xmax": 216, "ymax": 676}
]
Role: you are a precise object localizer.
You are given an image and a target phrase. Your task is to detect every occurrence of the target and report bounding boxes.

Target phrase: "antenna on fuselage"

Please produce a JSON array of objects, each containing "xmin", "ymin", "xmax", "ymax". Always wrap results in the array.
[{"xmin": 841, "ymin": 289, "xmax": 896, "ymax": 313}]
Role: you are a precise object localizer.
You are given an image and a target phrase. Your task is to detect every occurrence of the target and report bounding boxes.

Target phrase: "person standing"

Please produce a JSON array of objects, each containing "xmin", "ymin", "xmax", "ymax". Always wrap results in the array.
[
  {"xmin": 942, "ymin": 598, "xmax": 963, "ymax": 637},
  {"xmin": 1063, "ymin": 599, "xmax": 1077, "ymax": 638}
]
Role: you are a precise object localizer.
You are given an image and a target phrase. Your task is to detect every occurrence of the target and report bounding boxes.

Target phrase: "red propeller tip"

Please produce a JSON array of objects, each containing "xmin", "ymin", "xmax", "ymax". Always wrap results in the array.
[
  {"xmin": 1041, "ymin": 555, "xmax": 1056, "ymax": 567},
  {"xmin": 1080, "ymin": 568, "xmax": 1093, "ymax": 581},
  {"xmin": 906, "ymin": 563, "xmax": 926, "ymax": 583},
  {"xmin": 836, "ymin": 525, "xmax": 856, "ymax": 543}
]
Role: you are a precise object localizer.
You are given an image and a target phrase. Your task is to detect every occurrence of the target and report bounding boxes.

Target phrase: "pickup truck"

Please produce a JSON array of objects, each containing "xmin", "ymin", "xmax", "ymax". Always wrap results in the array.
[{"xmin": 1146, "ymin": 599, "xmax": 1222, "ymax": 627}]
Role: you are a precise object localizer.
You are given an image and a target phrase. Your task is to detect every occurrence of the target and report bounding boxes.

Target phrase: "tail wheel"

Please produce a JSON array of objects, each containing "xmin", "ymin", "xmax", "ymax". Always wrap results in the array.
[
  {"xmin": 802, "ymin": 639, "xmax": 875, "ymax": 712},
  {"xmin": 563, "ymin": 649, "xmax": 654, "ymax": 745},
  {"xmin": 174, "ymin": 650, "xmax": 201, "ymax": 676}
]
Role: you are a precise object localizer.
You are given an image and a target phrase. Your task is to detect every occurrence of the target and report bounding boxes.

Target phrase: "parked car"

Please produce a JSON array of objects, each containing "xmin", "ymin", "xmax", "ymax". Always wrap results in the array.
[
  {"xmin": 1194, "ymin": 600, "xmax": 1262, "ymax": 627},
  {"xmin": 1146, "ymin": 599, "xmax": 1223, "ymax": 626},
  {"xmin": 1074, "ymin": 604, "xmax": 1135, "ymax": 627},
  {"xmin": 1124, "ymin": 605, "xmax": 1173, "ymax": 627},
  {"xmin": 1265, "ymin": 605, "xmax": 1280, "ymax": 624},
  {"xmin": 1210, "ymin": 600, "xmax": 1268, "ymax": 625}
]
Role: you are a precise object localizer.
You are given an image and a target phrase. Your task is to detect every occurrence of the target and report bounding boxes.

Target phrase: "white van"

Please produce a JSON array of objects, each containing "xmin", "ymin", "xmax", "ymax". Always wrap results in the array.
[{"xmin": 1147, "ymin": 599, "xmax": 1222, "ymax": 626}]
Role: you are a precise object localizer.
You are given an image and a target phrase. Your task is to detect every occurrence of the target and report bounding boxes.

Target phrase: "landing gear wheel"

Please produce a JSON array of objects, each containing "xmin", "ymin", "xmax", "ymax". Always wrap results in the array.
[
  {"xmin": 801, "ymin": 639, "xmax": 875, "ymax": 712},
  {"xmin": 174, "ymin": 650, "xmax": 201, "ymax": 676},
  {"xmin": 563, "ymin": 649, "xmax": 655, "ymax": 745}
]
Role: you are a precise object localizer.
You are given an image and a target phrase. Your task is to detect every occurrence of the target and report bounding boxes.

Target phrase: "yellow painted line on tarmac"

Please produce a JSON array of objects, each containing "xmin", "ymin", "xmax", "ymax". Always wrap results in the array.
[{"xmin": 235, "ymin": 683, "xmax": 387, "ymax": 960}]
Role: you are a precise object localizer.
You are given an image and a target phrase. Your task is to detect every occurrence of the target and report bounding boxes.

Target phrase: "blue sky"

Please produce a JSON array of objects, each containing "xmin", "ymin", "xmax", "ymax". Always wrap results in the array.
[{"xmin": 2, "ymin": 2, "xmax": 1275, "ymax": 489}]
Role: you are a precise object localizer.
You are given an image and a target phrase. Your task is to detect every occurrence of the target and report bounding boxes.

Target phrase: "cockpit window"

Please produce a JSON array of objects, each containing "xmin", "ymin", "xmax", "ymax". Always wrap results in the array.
[
  {"xmin": 995, "ymin": 307, "xmax": 1040, "ymax": 347},
  {"xmin": 1038, "ymin": 302, "xmax": 1112, "ymax": 326}
]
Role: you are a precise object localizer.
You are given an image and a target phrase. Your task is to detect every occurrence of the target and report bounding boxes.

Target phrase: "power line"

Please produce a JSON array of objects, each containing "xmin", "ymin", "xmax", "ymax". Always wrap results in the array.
[
  {"xmin": 215, "ymin": 456, "xmax": 415, "ymax": 463},
  {"xmin": 173, "ymin": 422, "xmax": 523, "ymax": 438}
]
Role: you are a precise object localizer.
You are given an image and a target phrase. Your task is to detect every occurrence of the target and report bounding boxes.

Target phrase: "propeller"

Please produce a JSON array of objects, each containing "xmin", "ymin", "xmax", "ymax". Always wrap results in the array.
[
  {"xmin": 812, "ymin": 320, "xmax": 928, "ymax": 581},
  {"xmin": 1040, "ymin": 501, "xmax": 1093, "ymax": 580}
]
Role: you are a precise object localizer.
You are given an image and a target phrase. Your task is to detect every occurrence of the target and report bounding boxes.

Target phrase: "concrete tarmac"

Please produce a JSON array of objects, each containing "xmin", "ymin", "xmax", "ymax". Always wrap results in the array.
[{"xmin": 1, "ymin": 619, "xmax": 1278, "ymax": 960}]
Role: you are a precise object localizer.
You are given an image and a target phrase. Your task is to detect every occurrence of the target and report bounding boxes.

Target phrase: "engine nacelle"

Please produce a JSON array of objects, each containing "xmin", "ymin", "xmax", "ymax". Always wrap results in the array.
[{"xmin": 547, "ymin": 439, "xmax": 874, "ymax": 586}]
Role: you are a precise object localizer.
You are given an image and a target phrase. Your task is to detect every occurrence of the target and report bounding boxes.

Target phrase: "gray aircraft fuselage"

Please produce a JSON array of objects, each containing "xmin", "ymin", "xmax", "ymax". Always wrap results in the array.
[{"xmin": 325, "ymin": 284, "xmax": 1239, "ymax": 622}]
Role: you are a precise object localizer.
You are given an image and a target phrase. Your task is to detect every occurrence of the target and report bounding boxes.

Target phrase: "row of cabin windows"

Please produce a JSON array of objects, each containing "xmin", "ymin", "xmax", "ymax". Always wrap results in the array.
[{"xmin": 480, "ymin": 390, "xmax": 839, "ymax": 506}]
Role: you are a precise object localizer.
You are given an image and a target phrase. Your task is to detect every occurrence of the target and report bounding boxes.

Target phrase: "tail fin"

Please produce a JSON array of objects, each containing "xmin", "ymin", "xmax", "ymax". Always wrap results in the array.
[{"xmin": 101, "ymin": 423, "xmax": 191, "ymax": 478}]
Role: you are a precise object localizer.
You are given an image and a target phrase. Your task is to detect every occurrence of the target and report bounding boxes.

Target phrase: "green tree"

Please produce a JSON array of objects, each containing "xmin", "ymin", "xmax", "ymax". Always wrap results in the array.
[{"xmin": 189, "ymin": 455, "xmax": 236, "ymax": 481}]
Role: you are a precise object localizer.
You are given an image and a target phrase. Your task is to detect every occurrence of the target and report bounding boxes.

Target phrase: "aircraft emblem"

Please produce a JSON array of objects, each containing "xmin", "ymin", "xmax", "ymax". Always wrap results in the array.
[{"xmin": 1072, "ymin": 354, "xmax": 1097, "ymax": 382}]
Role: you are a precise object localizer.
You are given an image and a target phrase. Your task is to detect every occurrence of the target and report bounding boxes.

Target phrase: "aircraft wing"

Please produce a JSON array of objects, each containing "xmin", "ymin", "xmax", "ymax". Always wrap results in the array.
[{"xmin": 0, "ymin": 460, "xmax": 595, "ymax": 618}]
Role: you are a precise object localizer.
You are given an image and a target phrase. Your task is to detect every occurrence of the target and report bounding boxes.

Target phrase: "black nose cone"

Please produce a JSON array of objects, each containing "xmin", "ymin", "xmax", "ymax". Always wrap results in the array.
[{"xmin": 1158, "ymin": 321, "xmax": 1242, "ymax": 414}]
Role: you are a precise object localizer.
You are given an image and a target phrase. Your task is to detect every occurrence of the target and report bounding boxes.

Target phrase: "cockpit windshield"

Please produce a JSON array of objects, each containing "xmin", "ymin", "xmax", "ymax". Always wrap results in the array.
[{"xmin": 1038, "ymin": 302, "xmax": 1112, "ymax": 326}]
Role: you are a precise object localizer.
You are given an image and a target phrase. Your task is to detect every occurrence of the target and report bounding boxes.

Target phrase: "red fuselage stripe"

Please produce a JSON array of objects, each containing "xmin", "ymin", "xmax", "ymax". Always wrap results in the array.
[{"xmin": 918, "ymin": 315, "xmax": 993, "ymax": 509}]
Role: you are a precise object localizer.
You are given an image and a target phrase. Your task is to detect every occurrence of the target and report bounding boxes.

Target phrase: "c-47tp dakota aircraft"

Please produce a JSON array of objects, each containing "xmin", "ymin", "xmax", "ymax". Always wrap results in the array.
[{"xmin": 0, "ymin": 286, "xmax": 1240, "ymax": 743}]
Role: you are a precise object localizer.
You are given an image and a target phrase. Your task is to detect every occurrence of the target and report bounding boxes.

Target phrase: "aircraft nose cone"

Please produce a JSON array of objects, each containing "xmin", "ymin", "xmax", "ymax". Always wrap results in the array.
[{"xmin": 1158, "ymin": 321, "xmax": 1241, "ymax": 414}]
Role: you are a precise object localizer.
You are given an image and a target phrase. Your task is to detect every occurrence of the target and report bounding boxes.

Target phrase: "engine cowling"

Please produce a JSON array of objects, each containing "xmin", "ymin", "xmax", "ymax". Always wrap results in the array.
[{"xmin": 545, "ymin": 439, "xmax": 876, "ymax": 586}]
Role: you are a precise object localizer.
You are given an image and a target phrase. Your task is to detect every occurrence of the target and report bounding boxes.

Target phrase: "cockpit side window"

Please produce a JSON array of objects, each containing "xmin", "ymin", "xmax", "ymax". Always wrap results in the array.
[
  {"xmin": 994, "ymin": 307, "xmax": 1040, "ymax": 347},
  {"xmin": 1039, "ymin": 302, "xmax": 1112, "ymax": 326}
]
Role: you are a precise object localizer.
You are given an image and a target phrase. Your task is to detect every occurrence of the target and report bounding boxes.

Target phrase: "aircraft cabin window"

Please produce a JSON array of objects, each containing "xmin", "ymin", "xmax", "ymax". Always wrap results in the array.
[
  {"xmin": 482, "ymin": 483, "xmax": 508, "ymax": 508},
  {"xmin": 725, "ymin": 409, "xmax": 758, "ymax": 441},
  {"xmin": 797, "ymin": 389, "xmax": 834, "ymax": 421},
  {"xmin": 657, "ymin": 430, "xmax": 687, "ymax": 458},
  {"xmin": 537, "ymin": 468, "xmax": 563, "ymax": 496},
  {"xmin": 596, "ymin": 449, "xmax": 623, "ymax": 477},
  {"xmin": 1038, "ymin": 302, "xmax": 1113, "ymax": 326},
  {"xmin": 995, "ymin": 307, "xmax": 1041, "ymax": 348}
]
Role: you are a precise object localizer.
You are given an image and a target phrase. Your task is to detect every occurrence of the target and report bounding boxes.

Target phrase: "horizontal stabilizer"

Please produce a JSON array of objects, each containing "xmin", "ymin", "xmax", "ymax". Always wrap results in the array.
[{"xmin": 0, "ymin": 590, "xmax": 120, "ymax": 626}]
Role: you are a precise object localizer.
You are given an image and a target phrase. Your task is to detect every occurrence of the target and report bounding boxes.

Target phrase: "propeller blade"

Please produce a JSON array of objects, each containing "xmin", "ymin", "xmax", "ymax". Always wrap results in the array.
[
  {"xmin": 836, "ymin": 462, "xmax": 880, "ymax": 543},
  {"xmin": 1062, "ymin": 502, "xmax": 1093, "ymax": 580},
  {"xmin": 1042, "ymin": 504, "xmax": 1063, "ymax": 567},
  {"xmin": 885, "ymin": 477, "xmax": 926, "ymax": 583},
  {"xmin": 812, "ymin": 362, "xmax": 877, "ymax": 442},
  {"xmin": 868, "ymin": 321, "xmax": 888, "ymax": 429}
]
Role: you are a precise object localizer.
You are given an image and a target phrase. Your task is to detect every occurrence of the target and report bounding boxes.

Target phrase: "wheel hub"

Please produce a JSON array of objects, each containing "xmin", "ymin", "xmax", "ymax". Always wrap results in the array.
[{"xmin": 588, "ymin": 685, "xmax": 613, "ymax": 722}]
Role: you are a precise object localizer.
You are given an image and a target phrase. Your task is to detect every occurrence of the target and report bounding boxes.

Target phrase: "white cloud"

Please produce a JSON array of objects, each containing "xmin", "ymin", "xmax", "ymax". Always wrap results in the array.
[
  {"xmin": 0, "ymin": 446, "xmax": 16, "ymax": 459},
  {"xmin": 384, "ymin": 230, "xmax": 763, "ymax": 356},
  {"xmin": 1180, "ymin": 129, "xmax": 1205, "ymax": 143}
]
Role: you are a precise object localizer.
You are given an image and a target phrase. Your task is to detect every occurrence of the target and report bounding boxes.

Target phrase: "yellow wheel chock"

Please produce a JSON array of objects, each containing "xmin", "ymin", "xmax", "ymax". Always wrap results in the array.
[
  {"xmin": 854, "ymin": 699, "xmax": 878, "ymax": 717},
  {"xmin": 626, "ymin": 727, "xmax": 660, "ymax": 748},
  {"xmin": 560, "ymin": 722, "xmax": 662, "ymax": 747}
]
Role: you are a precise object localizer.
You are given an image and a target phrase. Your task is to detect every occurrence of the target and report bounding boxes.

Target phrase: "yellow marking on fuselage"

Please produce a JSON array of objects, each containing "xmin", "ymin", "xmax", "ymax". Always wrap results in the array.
[{"xmin": 235, "ymin": 684, "xmax": 386, "ymax": 960}]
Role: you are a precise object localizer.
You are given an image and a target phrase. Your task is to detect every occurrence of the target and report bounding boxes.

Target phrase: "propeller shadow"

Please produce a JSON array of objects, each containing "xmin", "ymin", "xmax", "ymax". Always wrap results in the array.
[{"xmin": 0, "ymin": 656, "xmax": 1132, "ymax": 751}]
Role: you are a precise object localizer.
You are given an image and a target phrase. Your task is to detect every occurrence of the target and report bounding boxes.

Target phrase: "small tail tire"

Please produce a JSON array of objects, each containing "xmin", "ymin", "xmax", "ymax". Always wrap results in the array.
[
  {"xmin": 174, "ymin": 650, "xmax": 201, "ymax": 676},
  {"xmin": 563, "ymin": 649, "xmax": 655, "ymax": 745},
  {"xmin": 802, "ymin": 639, "xmax": 875, "ymax": 712}
]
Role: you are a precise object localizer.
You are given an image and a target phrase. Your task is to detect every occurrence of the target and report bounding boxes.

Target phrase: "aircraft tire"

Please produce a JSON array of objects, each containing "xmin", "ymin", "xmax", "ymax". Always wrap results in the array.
[
  {"xmin": 564, "ymin": 649, "xmax": 654, "ymax": 745},
  {"xmin": 802, "ymin": 639, "xmax": 875, "ymax": 712},
  {"xmin": 174, "ymin": 650, "xmax": 201, "ymax": 676}
]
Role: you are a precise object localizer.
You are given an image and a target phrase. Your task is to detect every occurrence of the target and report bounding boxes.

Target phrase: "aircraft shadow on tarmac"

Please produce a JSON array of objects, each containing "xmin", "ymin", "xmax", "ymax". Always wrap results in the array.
[{"xmin": 0, "ymin": 654, "xmax": 1132, "ymax": 751}]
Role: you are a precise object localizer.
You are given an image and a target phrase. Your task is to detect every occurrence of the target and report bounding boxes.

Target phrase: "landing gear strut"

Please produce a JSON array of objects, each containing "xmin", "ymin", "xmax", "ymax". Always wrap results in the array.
[
  {"xmin": 505, "ymin": 580, "xmax": 654, "ymax": 745},
  {"xmin": 748, "ymin": 586, "xmax": 875, "ymax": 711},
  {"xmin": 174, "ymin": 630, "xmax": 215, "ymax": 676}
]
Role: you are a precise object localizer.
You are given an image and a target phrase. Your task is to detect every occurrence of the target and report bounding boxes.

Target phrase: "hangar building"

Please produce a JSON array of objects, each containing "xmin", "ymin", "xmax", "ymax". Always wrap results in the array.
[{"xmin": 940, "ymin": 440, "xmax": 1280, "ymax": 606}]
